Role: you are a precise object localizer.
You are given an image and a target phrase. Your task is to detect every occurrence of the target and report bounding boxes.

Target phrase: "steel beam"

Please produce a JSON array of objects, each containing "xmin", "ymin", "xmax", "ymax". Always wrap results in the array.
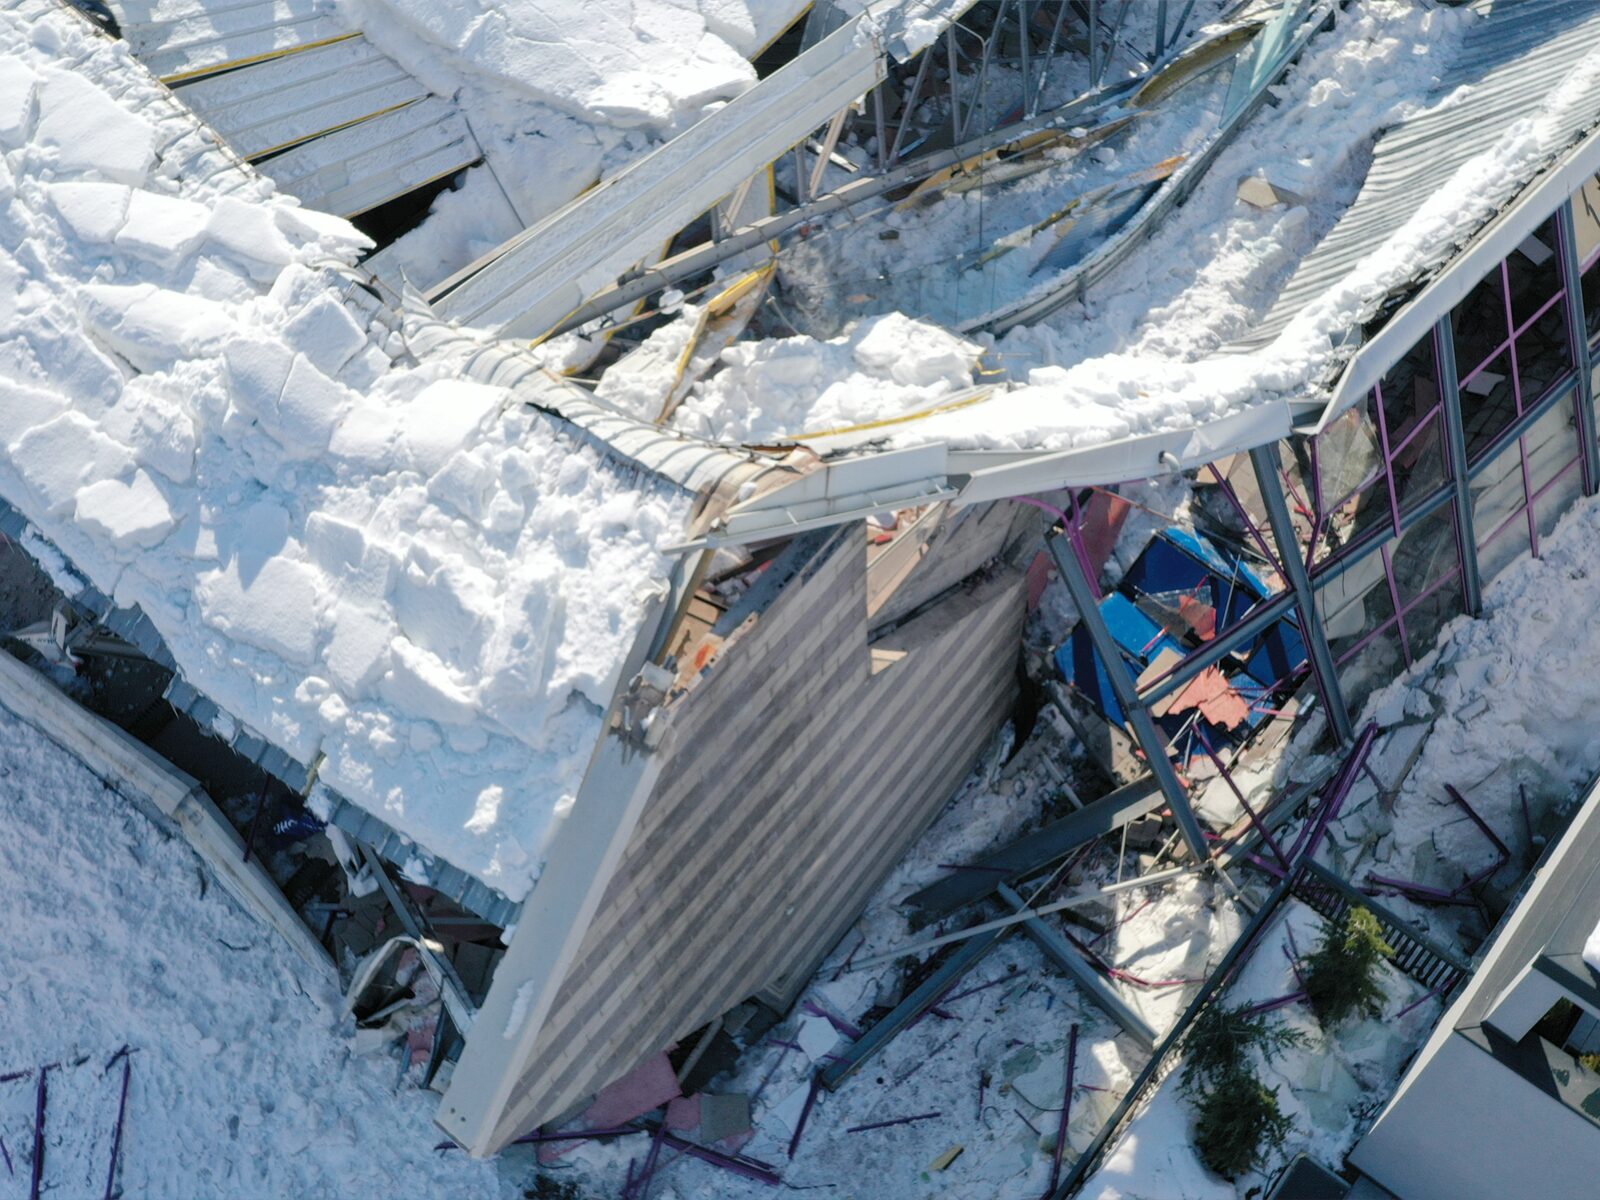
[
  {"xmin": 1434, "ymin": 314, "xmax": 1484, "ymax": 616},
  {"xmin": 1557, "ymin": 198, "xmax": 1599, "ymax": 496},
  {"xmin": 1046, "ymin": 535, "xmax": 1210, "ymax": 863},
  {"xmin": 1248, "ymin": 445, "xmax": 1352, "ymax": 744},
  {"xmin": 998, "ymin": 884, "xmax": 1157, "ymax": 1049}
]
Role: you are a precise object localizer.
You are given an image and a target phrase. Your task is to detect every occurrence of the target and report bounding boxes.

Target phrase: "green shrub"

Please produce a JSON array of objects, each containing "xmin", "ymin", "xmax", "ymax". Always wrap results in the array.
[
  {"xmin": 1193, "ymin": 1068, "xmax": 1293, "ymax": 1180},
  {"xmin": 1180, "ymin": 1001, "xmax": 1306, "ymax": 1095},
  {"xmin": 1303, "ymin": 906, "xmax": 1394, "ymax": 1026}
]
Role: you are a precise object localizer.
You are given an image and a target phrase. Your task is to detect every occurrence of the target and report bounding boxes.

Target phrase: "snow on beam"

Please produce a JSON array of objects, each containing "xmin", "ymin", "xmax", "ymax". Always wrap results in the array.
[
  {"xmin": 430, "ymin": 0, "xmax": 984, "ymax": 341},
  {"xmin": 0, "ymin": 647, "xmax": 332, "ymax": 974}
]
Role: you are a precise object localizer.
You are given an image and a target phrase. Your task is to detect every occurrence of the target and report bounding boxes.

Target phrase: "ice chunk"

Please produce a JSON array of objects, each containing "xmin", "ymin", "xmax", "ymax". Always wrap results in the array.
[
  {"xmin": 204, "ymin": 196, "xmax": 296, "ymax": 277},
  {"xmin": 464, "ymin": 784, "xmax": 504, "ymax": 835},
  {"xmin": 115, "ymin": 190, "xmax": 212, "ymax": 266},
  {"xmin": 47, "ymin": 181, "xmax": 130, "ymax": 243},
  {"xmin": 380, "ymin": 637, "xmax": 478, "ymax": 725},
  {"xmin": 101, "ymin": 380, "xmax": 198, "ymax": 483},
  {"xmin": 224, "ymin": 335, "xmax": 294, "ymax": 420},
  {"xmin": 275, "ymin": 355, "xmax": 351, "ymax": 456},
  {"xmin": 0, "ymin": 58, "xmax": 38, "ymax": 147},
  {"xmin": 9, "ymin": 412, "xmax": 134, "ymax": 514},
  {"xmin": 273, "ymin": 205, "xmax": 374, "ymax": 254},
  {"xmin": 196, "ymin": 555, "xmax": 323, "ymax": 665},
  {"xmin": 0, "ymin": 381, "xmax": 67, "ymax": 447},
  {"xmin": 80, "ymin": 283, "xmax": 234, "ymax": 373},
  {"xmin": 282, "ymin": 294, "xmax": 368, "ymax": 377},
  {"xmin": 34, "ymin": 68, "xmax": 156, "ymax": 185},
  {"xmin": 74, "ymin": 470, "xmax": 177, "ymax": 551},
  {"xmin": 400, "ymin": 379, "xmax": 508, "ymax": 474},
  {"xmin": 325, "ymin": 601, "xmax": 396, "ymax": 694}
]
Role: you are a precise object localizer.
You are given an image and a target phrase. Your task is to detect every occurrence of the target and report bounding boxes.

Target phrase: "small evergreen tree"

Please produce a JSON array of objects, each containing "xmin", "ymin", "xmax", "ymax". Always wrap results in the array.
[
  {"xmin": 1180, "ymin": 1001, "xmax": 1306, "ymax": 1095},
  {"xmin": 1193, "ymin": 1068, "xmax": 1293, "ymax": 1180},
  {"xmin": 1303, "ymin": 905, "xmax": 1394, "ymax": 1026}
]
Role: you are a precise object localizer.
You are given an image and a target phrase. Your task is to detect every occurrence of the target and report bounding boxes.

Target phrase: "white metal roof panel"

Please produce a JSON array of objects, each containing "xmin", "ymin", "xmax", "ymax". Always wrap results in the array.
[
  {"xmin": 173, "ymin": 34, "xmax": 425, "ymax": 159},
  {"xmin": 105, "ymin": 0, "xmax": 352, "ymax": 82},
  {"xmin": 1241, "ymin": 0, "xmax": 1600, "ymax": 353},
  {"xmin": 264, "ymin": 96, "xmax": 480, "ymax": 217}
]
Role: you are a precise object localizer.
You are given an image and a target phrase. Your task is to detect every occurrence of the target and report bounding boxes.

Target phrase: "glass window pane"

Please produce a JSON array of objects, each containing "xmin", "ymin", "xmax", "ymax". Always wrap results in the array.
[
  {"xmin": 1334, "ymin": 624, "xmax": 1406, "ymax": 719},
  {"xmin": 1573, "ymin": 174, "xmax": 1600, "ymax": 344},
  {"xmin": 1471, "ymin": 440, "xmax": 1527, "ymax": 544},
  {"xmin": 1317, "ymin": 549, "xmax": 1395, "ymax": 660},
  {"xmin": 1390, "ymin": 503, "xmax": 1458, "ymax": 609},
  {"xmin": 1510, "ymin": 299, "xmax": 1574, "ymax": 408},
  {"xmin": 1523, "ymin": 393, "xmax": 1580, "ymax": 497},
  {"xmin": 1308, "ymin": 408, "xmax": 1385, "ymax": 563},
  {"xmin": 1460, "ymin": 348, "xmax": 1518, "ymax": 460},
  {"xmin": 1452, "ymin": 262, "xmax": 1510, "ymax": 380},
  {"xmin": 1535, "ymin": 458, "xmax": 1584, "ymax": 544},
  {"xmin": 1506, "ymin": 215, "xmax": 1565, "ymax": 328},
  {"xmin": 1402, "ymin": 575, "xmax": 1463, "ymax": 667}
]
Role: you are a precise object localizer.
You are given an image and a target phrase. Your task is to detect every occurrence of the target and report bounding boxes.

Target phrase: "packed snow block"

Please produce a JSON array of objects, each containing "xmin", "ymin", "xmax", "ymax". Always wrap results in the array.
[
  {"xmin": 272, "ymin": 204, "xmax": 373, "ymax": 255},
  {"xmin": 114, "ymin": 189, "xmax": 212, "ymax": 266},
  {"xmin": 203, "ymin": 196, "xmax": 296, "ymax": 278},
  {"xmin": 79, "ymin": 283, "xmax": 234, "ymax": 373},
  {"xmin": 400, "ymin": 379, "xmax": 508, "ymax": 474},
  {"xmin": 224, "ymin": 335, "xmax": 294, "ymax": 421},
  {"xmin": 102, "ymin": 381, "xmax": 199, "ymax": 484},
  {"xmin": 0, "ymin": 58, "xmax": 38, "ymax": 147},
  {"xmin": 282, "ymin": 294, "xmax": 368, "ymax": 377},
  {"xmin": 9, "ymin": 412, "xmax": 135, "ymax": 515},
  {"xmin": 274, "ymin": 355, "xmax": 351, "ymax": 456},
  {"xmin": 33, "ymin": 68, "xmax": 156, "ymax": 185},
  {"xmin": 0, "ymin": 381, "xmax": 67, "ymax": 448},
  {"xmin": 380, "ymin": 637, "xmax": 478, "ymax": 725},
  {"xmin": 75, "ymin": 470, "xmax": 178, "ymax": 552},
  {"xmin": 325, "ymin": 601, "xmax": 396, "ymax": 695},
  {"xmin": 195, "ymin": 554, "xmax": 322, "ymax": 665},
  {"xmin": 304, "ymin": 511, "xmax": 398, "ymax": 601},
  {"xmin": 46, "ymin": 181, "xmax": 132, "ymax": 243}
]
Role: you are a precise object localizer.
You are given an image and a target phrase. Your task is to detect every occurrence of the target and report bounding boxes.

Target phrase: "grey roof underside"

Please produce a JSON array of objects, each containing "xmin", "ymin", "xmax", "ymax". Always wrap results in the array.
[{"xmin": 1238, "ymin": 0, "xmax": 1600, "ymax": 352}]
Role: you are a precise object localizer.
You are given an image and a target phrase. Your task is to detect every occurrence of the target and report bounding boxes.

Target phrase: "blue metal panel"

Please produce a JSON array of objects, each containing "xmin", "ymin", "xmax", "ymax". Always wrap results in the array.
[{"xmin": 1056, "ymin": 626, "xmax": 1125, "ymax": 726}]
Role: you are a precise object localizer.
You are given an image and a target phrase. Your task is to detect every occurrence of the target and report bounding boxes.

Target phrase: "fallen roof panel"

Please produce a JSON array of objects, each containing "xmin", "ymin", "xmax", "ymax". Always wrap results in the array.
[{"xmin": 173, "ymin": 34, "xmax": 426, "ymax": 159}]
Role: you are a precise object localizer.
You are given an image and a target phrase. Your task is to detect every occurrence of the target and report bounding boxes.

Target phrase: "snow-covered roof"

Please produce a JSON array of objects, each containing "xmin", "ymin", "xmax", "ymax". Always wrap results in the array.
[
  {"xmin": 916, "ymin": 0, "xmax": 1600, "ymax": 466},
  {"xmin": 0, "ymin": 1, "xmax": 709, "ymax": 904},
  {"xmin": 699, "ymin": 0, "xmax": 1600, "ymax": 514}
]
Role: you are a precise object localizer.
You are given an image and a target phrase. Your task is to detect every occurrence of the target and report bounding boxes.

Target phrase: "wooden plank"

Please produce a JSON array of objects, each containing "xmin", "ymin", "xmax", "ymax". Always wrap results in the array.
[{"xmin": 174, "ymin": 35, "xmax": 426, "ymax": 159}]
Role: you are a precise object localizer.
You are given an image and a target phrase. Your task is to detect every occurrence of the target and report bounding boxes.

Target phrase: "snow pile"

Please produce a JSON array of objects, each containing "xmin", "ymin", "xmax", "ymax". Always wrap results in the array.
[
  {"xmin": 0, "ymin": 704, "xmax": 519, "ymax": 1198},
  {"xmin": 340, "ymin": 0, "xmax": 809, "ymax": 286},
  {"xmin": 0, "ymin": 9, "xmax": 688, "ymax": 900},
  {"xmin": 608, "ymin": 309, "xmax": 984, "ymax": 441}
]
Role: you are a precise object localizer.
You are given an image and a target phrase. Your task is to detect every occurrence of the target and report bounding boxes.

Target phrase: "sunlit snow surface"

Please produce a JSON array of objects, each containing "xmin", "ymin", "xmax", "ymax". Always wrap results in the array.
[{"xmin": 0, "ymin": 8, "xmax": 688, "ymax": 901}]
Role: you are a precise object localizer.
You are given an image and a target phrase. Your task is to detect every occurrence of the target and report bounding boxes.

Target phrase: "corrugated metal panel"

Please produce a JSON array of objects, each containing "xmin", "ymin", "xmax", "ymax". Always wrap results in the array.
[
  {"xmin": 263, "ymin": 96, "xmax": 479, "ymax": 217},
  {"xmin": 399, "ymin": 304, "xmax": 777, "ymax": 499},
  {"xmin": 429, "ymin": 15, "xmax": 889, "ymax": 339},
  {"xmin": 459, "ymin": 525, "xmax": 1027, "ymax": 1149},
  {"xmin": 1239, "ymin": 0, "xmax": 1600, "ymax": 350},
  {"xmin": 173, "ymin": 35, "xmax": 427, "ymax": 159},
  {"xmin": 104, "ymin": 0, "xmax": 353, "ymax": 82}
]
